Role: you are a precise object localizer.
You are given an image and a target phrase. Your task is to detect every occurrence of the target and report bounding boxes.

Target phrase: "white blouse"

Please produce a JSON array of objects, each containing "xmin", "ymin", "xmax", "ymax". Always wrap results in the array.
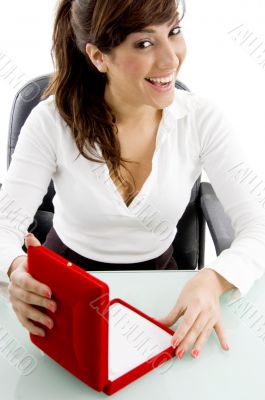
[{"xmin": 1, "ymin": 87, "xmax": 265, "ymax": 302}]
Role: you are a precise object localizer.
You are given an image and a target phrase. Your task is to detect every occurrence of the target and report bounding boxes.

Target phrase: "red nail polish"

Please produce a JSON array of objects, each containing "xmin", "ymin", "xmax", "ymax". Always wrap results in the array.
[
  {"xmin": 172, "ymin": 338, "xmax": 180, "ymax": 348},
  {"xmin": 45, "ymin": 320, "xmax": 53, "ymax": 329},
  {"xmin": 177, "ymin": 350, "xmax": 185, "ymax": 360},
  {"xmin": 43, "ymin": 290, "xmax": 51, "ymax": 299},
  {"xmin": 48, "ymin": 304, "xmax": 56, "ymax": 313},
  {"xmin": 192, "ymin": 349, "xmax": 200, "ymax": 358}
]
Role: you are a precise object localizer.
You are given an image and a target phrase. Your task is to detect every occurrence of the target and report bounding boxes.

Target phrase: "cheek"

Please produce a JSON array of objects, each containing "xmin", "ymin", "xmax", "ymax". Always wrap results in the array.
[
  {"xmin": 119, "ymin": 57, "xmax": 147, "ymax": 78},
  {"xmin": 178, "ymin": 38, "xmax": 187, "ymax": 63}
]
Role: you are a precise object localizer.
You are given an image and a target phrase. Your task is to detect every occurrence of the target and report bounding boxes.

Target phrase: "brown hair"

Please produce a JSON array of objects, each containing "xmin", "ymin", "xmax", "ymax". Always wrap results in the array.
[{"xmin": 42, "ymin": 0, "xmax": 185, "ymax": 192}]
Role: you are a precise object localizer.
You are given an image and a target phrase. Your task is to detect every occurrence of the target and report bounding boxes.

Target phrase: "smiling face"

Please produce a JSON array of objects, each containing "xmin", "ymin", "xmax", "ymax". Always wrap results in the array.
[{"xmin": 86, "ymin": 17, "xmax": 186, "ymax": 123}]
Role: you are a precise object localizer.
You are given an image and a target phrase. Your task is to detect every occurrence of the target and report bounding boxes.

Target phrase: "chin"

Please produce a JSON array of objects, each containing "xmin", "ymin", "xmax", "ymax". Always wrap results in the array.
[{"xmin": 152, "ymin": 96, "xmax": 175, "ymax": 109}]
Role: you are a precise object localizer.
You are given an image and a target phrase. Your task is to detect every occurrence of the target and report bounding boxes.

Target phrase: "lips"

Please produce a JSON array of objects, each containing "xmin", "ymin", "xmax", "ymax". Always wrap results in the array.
[
  {"xmin": 145, "ymin": 72, "xmax": 175, "ymax": 82},
  {"xmin": 144, "ymin": 74, "xmax": 175, "ymax": 91},
  {"xmin": 145, "ymin": 78, "xmax": 174, "ymax": 92},
  {"xmin": 145, "ymin": 78, "xmax": 171, "ymax": 87}
]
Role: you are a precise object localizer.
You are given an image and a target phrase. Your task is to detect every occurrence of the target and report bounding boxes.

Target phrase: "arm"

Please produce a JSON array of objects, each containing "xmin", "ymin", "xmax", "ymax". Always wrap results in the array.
[
  {"xmin": 195, "ymin": 95, "xmax": 265, "ymax": 302},
  {"xmin": 159, "ymin": 94, "xmax": 265, "ymax": 358},
  {"xmin": 1, "ymin": 100, "xmax": 58, "ymax": 336},
  {"xmin": 0, "ymin": 98, "xmax": 57, "ymax": 281}
]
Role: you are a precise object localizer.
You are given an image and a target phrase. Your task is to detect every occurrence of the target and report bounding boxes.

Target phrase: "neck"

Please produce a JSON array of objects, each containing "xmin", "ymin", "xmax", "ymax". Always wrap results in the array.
[{"xmin": 104, "ymin": 85, "xmax": 162, "ymax": 128}]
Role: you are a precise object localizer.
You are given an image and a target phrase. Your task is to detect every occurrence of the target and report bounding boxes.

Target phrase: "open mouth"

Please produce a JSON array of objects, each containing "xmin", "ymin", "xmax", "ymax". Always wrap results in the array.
[{"xmin": 144, "ymin": 78, "xmax": 172, "ymax": 88}]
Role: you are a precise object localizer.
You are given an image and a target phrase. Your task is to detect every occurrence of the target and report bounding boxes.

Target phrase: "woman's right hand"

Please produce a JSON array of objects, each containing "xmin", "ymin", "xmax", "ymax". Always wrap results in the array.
[{"xmin": 7, "ymin": 233, "xmax": 57, "ymax": 337}]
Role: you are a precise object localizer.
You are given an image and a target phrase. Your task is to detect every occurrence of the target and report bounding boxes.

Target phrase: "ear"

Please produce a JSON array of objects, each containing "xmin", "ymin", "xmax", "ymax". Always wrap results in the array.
[{"xmin": 85, "ymin": 43, "xmax": 108, "ymax": 73}]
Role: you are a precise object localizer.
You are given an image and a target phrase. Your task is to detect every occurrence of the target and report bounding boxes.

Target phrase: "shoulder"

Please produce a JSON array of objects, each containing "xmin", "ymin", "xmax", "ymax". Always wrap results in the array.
[
  {"xmin": 23, "ymin": 94, "xmax": 70, "ymax": 137},
  {"xmin": 18, "ymin": 95, "xmax": 69, "ymax": 154},
  {"xmin": 27, "ymin": 94, "xmax": 63, "ymax": 125}
]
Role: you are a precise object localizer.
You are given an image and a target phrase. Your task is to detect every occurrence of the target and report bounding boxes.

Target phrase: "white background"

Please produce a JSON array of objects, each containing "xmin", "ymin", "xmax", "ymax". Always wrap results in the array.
[{"xmin": 0, "ymin": 0, "xmax": 265, "ymax": 265}]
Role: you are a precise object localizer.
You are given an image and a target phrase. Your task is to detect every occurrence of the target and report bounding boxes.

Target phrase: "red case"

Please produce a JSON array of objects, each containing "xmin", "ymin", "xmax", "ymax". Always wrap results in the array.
[{"xmin": 27, "ymin": 245, "xmax": 176, "ymax": 395}]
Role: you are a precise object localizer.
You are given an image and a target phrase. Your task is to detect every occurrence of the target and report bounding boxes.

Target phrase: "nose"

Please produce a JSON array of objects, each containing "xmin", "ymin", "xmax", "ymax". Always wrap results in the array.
[{"xmin": 156, "ymin": 41, "xmax": 181, "ymax": 71}]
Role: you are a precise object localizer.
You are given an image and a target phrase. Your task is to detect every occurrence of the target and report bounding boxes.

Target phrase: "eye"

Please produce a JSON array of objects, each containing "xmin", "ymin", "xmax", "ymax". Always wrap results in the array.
[
  {"xmin": 136, "ymin": 40, "xmax": 153, "ymax": 49},
  {"xmin": 171, "ymin": 26, "xmax": 182, "ymax": 36},
  {"xmin": 135, "ymin": 26, "xmax": 182, "ymax": 49}
]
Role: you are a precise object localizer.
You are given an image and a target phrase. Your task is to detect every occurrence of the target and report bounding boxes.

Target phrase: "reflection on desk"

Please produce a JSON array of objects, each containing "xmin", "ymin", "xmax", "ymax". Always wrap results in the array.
[{"xmin": 1, "ymin": 270, "xmax": 265, "ymax": 400}]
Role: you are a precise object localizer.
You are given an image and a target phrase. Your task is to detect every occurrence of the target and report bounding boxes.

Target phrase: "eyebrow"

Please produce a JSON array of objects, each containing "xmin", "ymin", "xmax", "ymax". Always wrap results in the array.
[{"xmin": 136, "ymin": 28, "xmax": 157, "ymax": 33}]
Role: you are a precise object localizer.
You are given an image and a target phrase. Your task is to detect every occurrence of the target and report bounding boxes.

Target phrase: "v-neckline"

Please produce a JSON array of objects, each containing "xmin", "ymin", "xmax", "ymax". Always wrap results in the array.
[{"xmin": 96, "ymin": 107, "xmax": 167, "ymax": 212}]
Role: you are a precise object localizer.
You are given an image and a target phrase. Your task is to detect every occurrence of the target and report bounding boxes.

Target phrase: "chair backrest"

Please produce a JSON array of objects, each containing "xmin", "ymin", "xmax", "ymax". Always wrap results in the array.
[{"xmin": 7, "ymin": 74, "xmax": 204, "ymax": 270}]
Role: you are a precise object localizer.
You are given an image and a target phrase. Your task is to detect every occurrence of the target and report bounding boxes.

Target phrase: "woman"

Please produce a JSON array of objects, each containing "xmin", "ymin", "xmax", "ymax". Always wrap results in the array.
[{"xmin": 2, "ymin": 0, "xmax": 265, "ymax": 361}]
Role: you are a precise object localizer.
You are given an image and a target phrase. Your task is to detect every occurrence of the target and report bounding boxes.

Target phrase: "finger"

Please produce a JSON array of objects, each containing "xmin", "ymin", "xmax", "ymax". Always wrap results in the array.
[
  {"xmin": 16, "ymin": 312, "xmax": 46, "ymax": 337},
  {"xmin": 17, "ymin": 302, "xmax": 54, "ymax": 330},
  {"xmin": 10, "ymin": 285, "xmax": 57, "ymax": 312},
  {"xmin": 24, "ymin": 233, "xmax": 41, "ymax": 248},
  {"xmin": 174, "ymin": 313, "xmax": 212, "ymax": 357},
  {"xmin": 171, "ymin": 305, "xmax": 201, "ymax": 348},
  {"xmin": 13, "ymin": 271, "xmax": 52, "ymax": 299},
  {"xmin": 190, "ymin": 319, "xmax": 215, "ymax": 358},
  {"xmin": 214, "ymin": 320, "xmax": 229, "ymax": 351},
  {"xmin": 157, "ymin": 301, "xmax": 185, "ymax": 327}
]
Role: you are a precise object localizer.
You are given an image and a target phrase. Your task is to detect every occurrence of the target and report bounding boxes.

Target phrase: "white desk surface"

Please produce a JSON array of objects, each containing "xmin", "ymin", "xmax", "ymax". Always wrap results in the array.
[{"xmin": 1, "ymin": 270, "xmax": 265, "ymax": 400}]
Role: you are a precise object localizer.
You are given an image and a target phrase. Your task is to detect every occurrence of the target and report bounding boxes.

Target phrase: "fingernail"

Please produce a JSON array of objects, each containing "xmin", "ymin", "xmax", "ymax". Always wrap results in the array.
[
  {"xmin": 48, "ymin": 303, "xmax": 56, "ymax": 313},
  {"xmin": 172, "ymin": 337, "xmax": 180, "ymax": 348},
  {"xmin": 45, "ymin": 319, "xmax": 53, "ymax": 329},
  {"xmin": 224, "ymin": 343, "xmax": 230, "ymax": 351},
  {"xmin": 43, "ymin": 290, "xmax": 51, "ymax": 299},
  {"xmin": 38, "ymin": 331, "xmax": 45, "ymax": 337},
  {"xmin": 191, "ymin": 349, "xmax": 200, "ymax": 358},
  {"xmin": 177, "ymin": 349, "xmax": 185, "ymax": 360},
  {"xmin": 25, "ymin": 233, "xmax": 33, "ymax": 238}
]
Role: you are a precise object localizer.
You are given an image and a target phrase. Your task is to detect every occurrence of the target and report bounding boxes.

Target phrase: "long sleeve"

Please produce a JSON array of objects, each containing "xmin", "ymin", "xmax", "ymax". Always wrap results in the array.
[
  {"xmin": 0, "ymin": 100, "xmax": 57, "ymax": 281},
  {"xmin": 195, "ymin": 95, "xmax": 265, "ymax": 302}
]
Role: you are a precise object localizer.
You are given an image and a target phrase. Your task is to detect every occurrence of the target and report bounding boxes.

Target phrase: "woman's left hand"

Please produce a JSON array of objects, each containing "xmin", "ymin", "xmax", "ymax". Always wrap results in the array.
[{"xmin": 157, "ymin": 268, "xmax": 235, "ymax": 360}]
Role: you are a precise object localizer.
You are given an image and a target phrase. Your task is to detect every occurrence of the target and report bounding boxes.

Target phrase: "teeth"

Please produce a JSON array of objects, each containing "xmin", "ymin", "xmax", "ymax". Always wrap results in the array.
[{"xmin": 146, "ymin": 73, "xmax": 174, "ymax": 84}]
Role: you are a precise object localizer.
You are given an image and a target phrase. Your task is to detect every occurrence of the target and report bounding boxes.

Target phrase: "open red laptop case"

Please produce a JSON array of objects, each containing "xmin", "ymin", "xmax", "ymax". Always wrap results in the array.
[{"xmin": 27, "ymin": 245, "xmax": 176, "ymax": 395}]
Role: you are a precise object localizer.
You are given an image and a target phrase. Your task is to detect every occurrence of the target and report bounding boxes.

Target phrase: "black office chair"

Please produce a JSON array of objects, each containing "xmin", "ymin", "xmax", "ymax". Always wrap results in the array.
[{"xmin": 1, "ymin": 74, "xmax": 235, "ymax": 270}]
